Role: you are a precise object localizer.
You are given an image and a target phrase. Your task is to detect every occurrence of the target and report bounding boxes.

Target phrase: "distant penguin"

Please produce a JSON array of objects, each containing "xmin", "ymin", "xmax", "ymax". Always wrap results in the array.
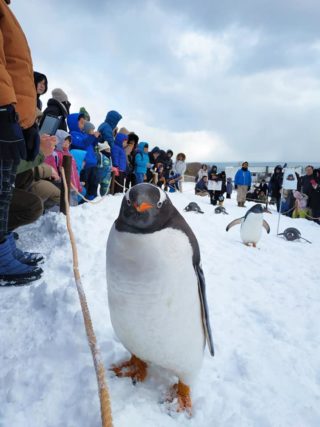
[
  {"xmin": 278, "ymin": 227, "xmax": 311, "ymax": 244},
  {"xmin": 226, "ymin": 203, "xmax": 270, "ymax": 247},
  {"xmin": 215, "ymin": 206, "xmax": 228, "ymax": 215},
  {"xmin": 184, "ymin": 202, "xmax": 204, "ymax": 214},
  {"xmin": 107, "ymin": 183, "xmax": 214, "ymax": 414}
]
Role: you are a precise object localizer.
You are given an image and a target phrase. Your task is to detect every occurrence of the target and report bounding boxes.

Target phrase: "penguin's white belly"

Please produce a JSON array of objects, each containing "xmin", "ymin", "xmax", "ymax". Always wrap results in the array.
[
  {"xmin": 107, "ymin": 225, "xmax": 205, "ymax": 384},
  {"xmin": 240, "ymin": 214, "xmax": 263, "ymax": 243}
]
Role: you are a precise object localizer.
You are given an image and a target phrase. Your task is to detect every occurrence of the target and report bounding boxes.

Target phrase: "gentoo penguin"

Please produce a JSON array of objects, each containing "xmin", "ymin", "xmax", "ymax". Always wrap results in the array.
[
  {"xmin": 278, "ymin": 227, "xmax": 311, "ymax": 244},
  {"xmin": 226, "ymin": 203, "xmax": 270, "ymax": 247},
  {"xmin": 107, "ymin": 183, "xmax": 214, "ymax": 414},
  {"xmin": 184, "ymin": 202, "xmax": 204, "ymax": 214}
]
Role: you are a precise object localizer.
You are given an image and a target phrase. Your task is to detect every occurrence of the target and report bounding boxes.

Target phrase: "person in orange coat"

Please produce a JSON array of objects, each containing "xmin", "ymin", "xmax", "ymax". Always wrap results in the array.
[{"xmin": 0, "ymin": 0, "xmax": 43, "ymax": 285}]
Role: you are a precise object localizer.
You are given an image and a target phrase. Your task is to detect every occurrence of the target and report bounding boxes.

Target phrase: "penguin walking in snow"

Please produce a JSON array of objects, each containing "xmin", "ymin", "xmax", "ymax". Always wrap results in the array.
[
  {"xmin": 226, "ymin": 203, "xmax": 270, "ymax": 247},
  {"xmin": 107, "ymin": 183, "xmax": 214, "ymax": 414}
]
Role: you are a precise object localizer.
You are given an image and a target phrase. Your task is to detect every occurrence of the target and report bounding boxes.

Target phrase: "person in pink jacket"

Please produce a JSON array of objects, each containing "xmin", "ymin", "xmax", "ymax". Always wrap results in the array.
[{"xmin": 45, "ymin": 130, "xmax": 82, "ymax": 204}]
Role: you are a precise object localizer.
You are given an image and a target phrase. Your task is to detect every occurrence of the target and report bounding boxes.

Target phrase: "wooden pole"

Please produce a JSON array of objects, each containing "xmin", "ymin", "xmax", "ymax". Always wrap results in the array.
[{"xmin": 60, "ymin": 155, "xmax": 72, "ymax": 214}]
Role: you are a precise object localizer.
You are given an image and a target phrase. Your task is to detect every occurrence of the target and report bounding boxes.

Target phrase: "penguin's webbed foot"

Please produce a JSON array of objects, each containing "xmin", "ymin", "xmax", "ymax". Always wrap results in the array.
[
  {"xmin": 166, "ymin": 381, "xmax": 192, "ymax": 416},
  {"xmin": 111, "ymin": 355, "xmax": 148, "ymax": 383}
]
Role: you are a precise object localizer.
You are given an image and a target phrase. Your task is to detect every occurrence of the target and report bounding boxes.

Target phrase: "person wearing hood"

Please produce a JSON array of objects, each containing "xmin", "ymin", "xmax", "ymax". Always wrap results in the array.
[
  {"xmin": 44, "ymin": 130, "xmax": 83, "ymax": 205},
  {"xmin": 134, "ymin": 142, "xmax": 150, "ymax": 184},
  {"xmin": 68, "ymin": 113, "xmax": 100, "ymax": 199},
  {"xmin": 41, "ymin": 88, "xmax": 71, "ymax": 131},
  {"xmin": 98, "ymin": 110, "xmax": 122, "ymax": 149},
  {"xmin": 234, "ymin": 161, "xmax": 252, "ymax": 207},
  {"xmin": 173, "ymin": 153, "xmax": 186, "ymax": 192},
  {"xmin": 269, "ymin": 165, "xmax": 283, "ymax": 211},
  {"xmin": 111, "ymin": 133, "xmax": 128, "ymax": 194},
  {"xmin": 33, "ymin": 71, "xmax": 48, "ymax": 112}
]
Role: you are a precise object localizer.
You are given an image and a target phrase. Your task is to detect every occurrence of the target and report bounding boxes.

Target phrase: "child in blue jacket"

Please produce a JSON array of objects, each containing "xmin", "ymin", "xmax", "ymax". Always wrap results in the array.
[
  {"xmin": 111, "ymin": 133, "xmax": 128, "ymax": 193},
  {"xmin": 134, "ymin": 142, "xmax": 150, "ymax": 184}
]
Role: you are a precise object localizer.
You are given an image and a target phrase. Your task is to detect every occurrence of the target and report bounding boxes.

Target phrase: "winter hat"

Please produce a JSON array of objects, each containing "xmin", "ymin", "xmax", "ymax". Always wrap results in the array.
[
  {"xmin": 151, "ymin": 146, "xmax": 161, "ymax": 154},
  {"xmin": 79, "ymin": 107, "xmax": 90, "ymax": 121},
  {"xmin": 83, "ymin": 121, "xmax": 95, "ymax": 134},
  {"xmin": 98, "ymin": 142, "xmax": 111, "ymax": 152},
  {"xmin": 242, "ymin": 161, "xmax": 249, "ymax": 167},
  {"xmin": 33, "ymin": 72, "xmax": 48, "ymax": 94},
  {"xmin": 118, "ymin": 127, "xmax": 130, "ymax": 135},
  {"xmin": 52, "ymin": 88, "xmax": 69, "ymax": 104},
  {"xmin": 115, "ymin": 133, "xmax": 128, "ymax": 146},
  {"xmin": 55, "ymin": 129, "xmax": 71, "ymax": 151}
]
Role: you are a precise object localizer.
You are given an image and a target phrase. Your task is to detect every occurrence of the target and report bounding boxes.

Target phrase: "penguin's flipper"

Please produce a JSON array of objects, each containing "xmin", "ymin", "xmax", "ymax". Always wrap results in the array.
[
  {"xmin": 194, "ymin": 264, "xmax": 214, "ymax": 356},
  {"xmin": 263, "ymin": 220, "xmax": 271, "ymax": 234},
  {"xmin": 226, "ymin": 218, "xmax": 242, "ymax": 232}
]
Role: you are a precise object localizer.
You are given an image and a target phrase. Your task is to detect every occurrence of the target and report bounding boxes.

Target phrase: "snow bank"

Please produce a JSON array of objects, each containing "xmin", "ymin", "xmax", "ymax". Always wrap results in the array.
[{"xmin": 1, "ymin": 183, "xmax": 319, "ymax": 427}]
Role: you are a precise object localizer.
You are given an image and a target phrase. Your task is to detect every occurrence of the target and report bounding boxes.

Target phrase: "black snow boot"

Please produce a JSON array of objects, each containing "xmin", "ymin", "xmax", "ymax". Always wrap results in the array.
[{"xmin": 0, "ymin": 238, "xmax": 43, "ymax": 286}]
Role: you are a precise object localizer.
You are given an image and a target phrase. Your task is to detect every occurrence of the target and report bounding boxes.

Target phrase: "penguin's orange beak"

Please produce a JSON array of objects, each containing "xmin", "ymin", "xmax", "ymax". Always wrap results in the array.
[{"xmin": 134, "ymin": 202, "xmax": 153, "ymax": 212}]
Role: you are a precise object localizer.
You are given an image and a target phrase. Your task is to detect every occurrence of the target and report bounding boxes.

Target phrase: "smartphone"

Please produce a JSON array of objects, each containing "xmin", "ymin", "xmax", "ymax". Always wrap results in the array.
[{"xmin": 39, "ymin": 114, "xmax": 61, "ymax": 136}]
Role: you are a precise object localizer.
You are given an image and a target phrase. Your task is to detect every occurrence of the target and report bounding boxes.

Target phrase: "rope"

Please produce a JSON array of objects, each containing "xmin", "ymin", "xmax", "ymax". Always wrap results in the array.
[{"xmin": 61, "ymin": 167, "xmax": 113, "ymax": 427}]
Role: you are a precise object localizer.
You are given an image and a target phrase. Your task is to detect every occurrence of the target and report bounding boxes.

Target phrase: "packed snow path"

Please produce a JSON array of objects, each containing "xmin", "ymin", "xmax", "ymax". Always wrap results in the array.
[{"xmin": 1, "ymin": 184, "xmax": 319, "ymax": 427}]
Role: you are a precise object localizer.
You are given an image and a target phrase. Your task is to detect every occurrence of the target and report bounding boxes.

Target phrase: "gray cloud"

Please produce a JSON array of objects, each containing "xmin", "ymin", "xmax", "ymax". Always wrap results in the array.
[{"xmin": 11, "ymin": 0, "xmax": 320, "ymax": 162}]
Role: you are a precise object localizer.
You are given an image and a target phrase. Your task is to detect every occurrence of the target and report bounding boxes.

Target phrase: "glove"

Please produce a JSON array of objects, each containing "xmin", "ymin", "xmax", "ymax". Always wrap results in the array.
[
  {"xmin": 0, "ymin": 105, "xmax": 26, "ymax": 163},
  {"xmin": 22, "ymin": 123, "xmax": 40, "ymax": 161},
  {"xmin": 235, "ymin": 185, "xmax": 238, "ymax": 189}
]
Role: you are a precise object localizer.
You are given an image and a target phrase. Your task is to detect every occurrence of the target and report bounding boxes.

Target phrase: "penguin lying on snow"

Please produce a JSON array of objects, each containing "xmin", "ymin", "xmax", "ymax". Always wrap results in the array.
[
  {"xmin": 278, "ymin": 227, "xmax": 311, "ymax": 244},
  {"xmin": 215, "ymin": 206, "xmax": 228, "ymax": 215},
  {"xmin": 107, "ymin": 183, "xmax": 214, "ymax": 414},
  {"xmin": 184, "ymin": 202, "xmax": 204, "ymax": 214},
  {"xmin": 226, "ymin": 204, "xmax": 270, "ymax": 247}
]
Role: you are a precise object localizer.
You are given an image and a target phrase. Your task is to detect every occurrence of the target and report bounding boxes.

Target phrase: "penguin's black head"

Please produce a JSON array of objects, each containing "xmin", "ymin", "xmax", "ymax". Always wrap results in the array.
[
  {"xmin": 115, "ymin": 183, "xmax": 174, "ymax": 233},
  {"xmin": 248, "ymin": 203, "xmax": 263, "ymax": 214}
]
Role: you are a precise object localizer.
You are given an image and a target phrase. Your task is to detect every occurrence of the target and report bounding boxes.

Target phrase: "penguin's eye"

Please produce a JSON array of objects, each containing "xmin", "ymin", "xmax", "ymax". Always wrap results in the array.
[
  {"xmin": 127, "ymin": 199, "xmax": 131, "ymax": 207},
  {"xmin": 157, "ymin": 201, "xmax": 163, "ymax": 209}
]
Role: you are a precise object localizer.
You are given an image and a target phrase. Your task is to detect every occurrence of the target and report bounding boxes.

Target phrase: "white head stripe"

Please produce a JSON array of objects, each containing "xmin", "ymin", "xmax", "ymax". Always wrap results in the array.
[{"xmin": 157, "ymin": 187, "xmax": 167, "ymax": 204}]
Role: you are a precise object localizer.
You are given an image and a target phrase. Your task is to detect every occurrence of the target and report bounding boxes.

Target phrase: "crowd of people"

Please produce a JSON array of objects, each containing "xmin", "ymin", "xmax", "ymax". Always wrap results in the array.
[
  {"xmin": 0, "ymin": 0, "xmax": 186, "ymax": 286},
  {"xmin": 194, "ymin": 162, "xmax": 320, "ymax": 223},
  {"xmin": 0, "ymin": 1, "xmax": 319, "ymax": 287}
]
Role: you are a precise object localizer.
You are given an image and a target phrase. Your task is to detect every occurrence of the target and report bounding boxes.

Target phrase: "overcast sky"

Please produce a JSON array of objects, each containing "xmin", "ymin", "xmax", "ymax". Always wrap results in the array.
[{"xmin": 12, "ymin": 0, "xmax": 320, "ymax": 162}]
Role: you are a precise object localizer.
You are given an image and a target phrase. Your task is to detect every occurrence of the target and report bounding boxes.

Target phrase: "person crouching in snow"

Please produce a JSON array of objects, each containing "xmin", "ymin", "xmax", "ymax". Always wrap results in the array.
[
  {"xmin": 167, "ymin": 170, "xmax": 182, "ymax": 192},
  {"xmin": 44, "ymin": 130, "xmax": 83, "ymax": 205},
  {"xmin": 292, "ymin": 191, "xmax": 309, "ymax": 219},
  {"xmin": 173, "ymin": 153, "xmax": 186, "ymax": 192},
  {"xmin": 111, "ymin": 133, "xmax": 128, "ymax": 194},
  {"xmin": 195, "ymin": 176, "xmax": 209, "ymax": 196},
  {"xmin": 134, "ymin": 142, "xmax": 150, "ymax": 184}
]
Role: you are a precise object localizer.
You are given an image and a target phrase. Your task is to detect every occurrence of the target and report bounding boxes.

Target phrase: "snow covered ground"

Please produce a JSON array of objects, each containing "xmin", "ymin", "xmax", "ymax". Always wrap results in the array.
[{"xmin": 1, "ymin": 183, "xmax": 319, "ymax": 427}]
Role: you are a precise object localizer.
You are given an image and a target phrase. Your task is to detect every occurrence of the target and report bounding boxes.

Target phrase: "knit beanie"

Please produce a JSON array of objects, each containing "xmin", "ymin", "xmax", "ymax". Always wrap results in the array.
[
  {"xmin": 83, "ymin": 121, "xmax": 95, "ymax": 134},
  {"xmin": 52, "ymin": 88, "xmax": 69, "ymax": 103},
  {"xmin": 79, "ymin": 107, "xmax": 90, "ymax": 121}
]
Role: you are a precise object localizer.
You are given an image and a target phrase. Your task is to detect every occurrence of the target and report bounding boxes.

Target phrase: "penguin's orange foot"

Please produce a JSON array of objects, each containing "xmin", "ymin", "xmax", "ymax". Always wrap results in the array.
[
  {"xmin": 167, "ymin": 381, "xmax": 192, "ymax": 416},
  {"xmin": 111, "ymin": 355, "xmax": 148, "ymax": 383}
]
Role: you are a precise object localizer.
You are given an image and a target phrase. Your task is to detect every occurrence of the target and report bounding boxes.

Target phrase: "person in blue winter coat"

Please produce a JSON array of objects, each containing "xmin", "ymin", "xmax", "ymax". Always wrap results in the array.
[
  {"xmin": 234, "ymin": 161, "xmax": 252, "ymax": 207},
  {"xmin": 134, "ymin": 142, "xmax": 150, "ymax": 184},
  {"xmin": 68, "ymin": 113, "xmax": 100, "ymax": 199},
  {"xmin": 98, "ymin": 110, "xmax": 122, "ymax": 149},
  {"xmin": 111, "ymin": 133, "xmax": 128, "ymax": 193}
]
